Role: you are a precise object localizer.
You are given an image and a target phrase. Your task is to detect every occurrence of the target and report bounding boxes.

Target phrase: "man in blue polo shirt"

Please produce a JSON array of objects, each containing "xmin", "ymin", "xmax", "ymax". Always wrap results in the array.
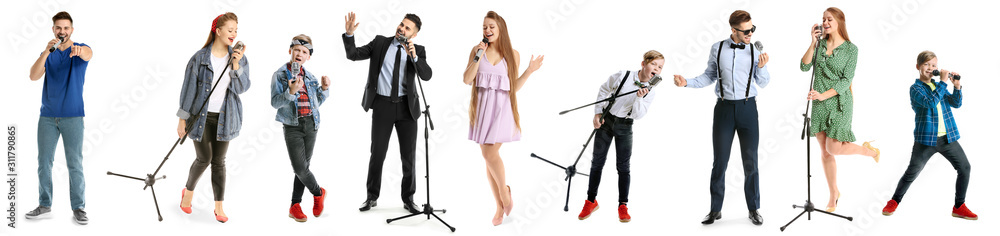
[{"xmin": 26, "ymin": 11, "xmax": 93, "ymax": 225}]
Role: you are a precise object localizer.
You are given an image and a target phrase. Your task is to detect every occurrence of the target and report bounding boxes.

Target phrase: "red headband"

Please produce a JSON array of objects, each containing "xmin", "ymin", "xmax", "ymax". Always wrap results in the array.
[{"xmin": 210, "ymin": 14, "xmax": 223, "ymax": 32}]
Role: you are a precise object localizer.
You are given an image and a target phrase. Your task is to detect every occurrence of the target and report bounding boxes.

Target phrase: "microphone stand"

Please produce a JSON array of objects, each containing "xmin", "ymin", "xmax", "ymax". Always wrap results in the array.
[
  {"xmin": 531, "ymin": 75, "xmax": 658, "ymax": 211},
  {"xmin": 780, "ymin": 37, "xmax": 853, "ymax": 231},
  {"xmin": 385, "ymin": 41, "xmax": 455, "ymax": 232},
  {"xmin": 106, "ymin": 49, "xmax": 239, "ymax": 222},
  {"xmin": 559, "ymin": 88, "xmax": 649, "ymax": 115}
]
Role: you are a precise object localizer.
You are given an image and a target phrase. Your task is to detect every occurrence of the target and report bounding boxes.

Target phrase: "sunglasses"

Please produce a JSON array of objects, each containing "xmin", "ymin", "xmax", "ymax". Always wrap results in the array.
[{"xmin": 734, "ymin": 25, "xmax": 756, "ymax": 35}]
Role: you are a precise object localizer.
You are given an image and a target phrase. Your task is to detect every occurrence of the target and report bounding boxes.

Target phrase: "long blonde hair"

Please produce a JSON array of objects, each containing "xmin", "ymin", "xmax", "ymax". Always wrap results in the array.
[{"xmin": 470, "ymin": 11, "xmax": 520, "ymax": 131}]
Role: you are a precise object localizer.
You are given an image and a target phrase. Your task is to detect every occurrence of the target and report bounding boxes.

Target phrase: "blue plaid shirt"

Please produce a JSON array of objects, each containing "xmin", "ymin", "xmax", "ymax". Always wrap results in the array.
[{"xmin": 910, "ymin": 79, "xmax": 962, "ymax": 146}]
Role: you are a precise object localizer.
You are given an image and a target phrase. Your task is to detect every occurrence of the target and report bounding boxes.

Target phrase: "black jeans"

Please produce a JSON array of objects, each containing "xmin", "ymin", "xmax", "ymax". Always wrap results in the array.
[
  {"xmin": 185, "ymin": 112, "xmax": 229, "ymax": 201},
  {"xmin": 891, "ymin": 136, "xmax": 971, "ymax": 207},
  {"xmin": 587, "ymin": 115, "xmax": 633, "ymax": 203},
  {"xmin": 285, "ymin": 116, "xmax": 322, "ymax": 204},
  {"xmin": 709, "ymin": 98, "xmax": 760, "ymax": 212},
  {"xmin": 366, "ymin": 96, "xmax": 417, "ymax": 203}
]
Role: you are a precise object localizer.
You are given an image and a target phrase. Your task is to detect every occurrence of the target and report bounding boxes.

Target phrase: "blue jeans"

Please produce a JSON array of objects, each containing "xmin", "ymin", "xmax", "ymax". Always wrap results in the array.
[{"xmin": 37, "ymin": 116, "xmax": 86, "ymax": 210}]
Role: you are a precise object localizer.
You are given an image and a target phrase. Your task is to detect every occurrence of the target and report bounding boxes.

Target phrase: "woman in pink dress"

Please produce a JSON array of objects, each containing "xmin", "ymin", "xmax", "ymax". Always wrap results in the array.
[{"xmin": 462, "ymin": 11, "xmax": 544, "ymax": 226}]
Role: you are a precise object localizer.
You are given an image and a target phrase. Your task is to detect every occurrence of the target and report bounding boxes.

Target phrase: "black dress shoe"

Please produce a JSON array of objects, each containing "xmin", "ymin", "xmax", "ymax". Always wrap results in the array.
[
  {"xmin": 359, "ymin": 199, "xmax": 377, "ymax": 211},
  {"xmin": 749, "ymin": 210, "xmax": 763, "ymax": 225},
  {"xmin": 403, "ymin": 202, "xmax": 421, "ymax": 214},
  {"xmin": 701, "ymin": 211, "xmax": 722, "ymax": 224}
]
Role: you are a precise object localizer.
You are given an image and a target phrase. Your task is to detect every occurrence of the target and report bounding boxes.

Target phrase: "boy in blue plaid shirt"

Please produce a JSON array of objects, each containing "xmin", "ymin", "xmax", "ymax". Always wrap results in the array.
[{"xmin": 881, "ymin": 51, "xmax": 976, "ymax": 220}]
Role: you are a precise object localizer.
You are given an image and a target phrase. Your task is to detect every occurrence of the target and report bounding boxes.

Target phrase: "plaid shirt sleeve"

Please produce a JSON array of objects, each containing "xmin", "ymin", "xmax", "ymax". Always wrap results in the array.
[{"xmin": 910, "ymin": 81, "xmax": 962, "ymax": 146}]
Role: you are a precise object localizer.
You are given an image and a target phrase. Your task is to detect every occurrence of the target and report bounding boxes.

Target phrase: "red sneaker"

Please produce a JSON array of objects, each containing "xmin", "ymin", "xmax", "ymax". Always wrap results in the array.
[
  {"xmin": 289, "ymin": 203, "xmax": 307, "ymax": 222},
  {"xmin": 313, "ymin": 188, "xmax": 327, "ymax": 217},
  {"xmin": 578, "ymin": 200, "xmax": 599, "ymax": 220},
  {"xmin": 882, "ymin": 200, "xmax": 898, "ymax": 216},
  {"xmin": 618, "ymin": 204, "xmax": 631, "ymax": 223},
  {"xmin": 952, "ymin": 203, "xmax": 978, "ymax": 220}
]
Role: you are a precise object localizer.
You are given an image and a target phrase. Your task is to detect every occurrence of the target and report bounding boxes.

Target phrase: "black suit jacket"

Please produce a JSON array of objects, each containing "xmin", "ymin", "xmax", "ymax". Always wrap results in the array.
[{"xmin": 343, "ymin": 33, "xmax": 433, "ymax": 120}]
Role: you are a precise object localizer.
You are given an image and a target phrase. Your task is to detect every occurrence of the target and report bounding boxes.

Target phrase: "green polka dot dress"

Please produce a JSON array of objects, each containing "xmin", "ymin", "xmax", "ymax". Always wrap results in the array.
[{"xmin": 800, "ymin": 39, "xmax": 858, "ymax": 142}]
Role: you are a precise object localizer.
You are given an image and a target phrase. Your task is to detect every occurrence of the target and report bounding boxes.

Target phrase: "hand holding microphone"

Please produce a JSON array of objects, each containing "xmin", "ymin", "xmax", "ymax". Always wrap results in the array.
[
  {"xmin": 47, "ymin": 36, "xmax": 64, "ymax": 53},
  {"xmin": 231, "ymin": 41, "xmax": 246, "ymax": 70},
  {"xmin": 288, "ymin": 61, "xmax": 304, "ymax": 95},
  {"xmin": 811, "ymin": 24, "xmax": 823, "ymax": 44},
  {"xmin": 474, "ymin": 37, "xmax": 489, "ymax": 62},
  {"xmin": 754, "ymin": 41, "xmax": 769, "ymax": 68},
  {"xmin": 932, "ymin": 69, "xmax": 961, "ymax": 81},
  {"xmin": 636, "ymin": 74, "xmax": 663, "ymax": 98},
  {"xmin": 933, "ymin": 69, "xmax": 962, "ymax": 89}
]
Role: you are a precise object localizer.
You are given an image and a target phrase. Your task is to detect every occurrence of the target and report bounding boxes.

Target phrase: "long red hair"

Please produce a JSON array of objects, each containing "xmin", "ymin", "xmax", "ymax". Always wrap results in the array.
[{"xmin": 470, "ymin": 11, "xmax": 520, "ymax": 131}]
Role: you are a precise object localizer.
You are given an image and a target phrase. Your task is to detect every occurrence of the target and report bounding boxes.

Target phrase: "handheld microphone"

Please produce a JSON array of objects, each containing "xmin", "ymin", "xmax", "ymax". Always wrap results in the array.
[
  {"xmin": 474, "ymin": 37, "xmax": 489, "ymax": 62},
  {"xmin": 932, "ymin": 69, "xmax": 961, "ymax": 80},
  {"xmin": 754, "ymin": 41, "xmax": 764, "ymax": 51},
  {"xmin": 814, "ymin": 25, "xmax": 824, "ymax": 39},
  {"xmin": 233, "ymin": 41, "xmax": 245, "ymax": 51},
  {"xmin": 49, "ymin": 36, "xmax": 64, "ymax": 53},
  {"xmin": 647, "ymin": 74, "xmax": 663, "ymax": 89},
  {"xmin": 290, "ymin": 61, "xmax": 301, "ymax": 83}
]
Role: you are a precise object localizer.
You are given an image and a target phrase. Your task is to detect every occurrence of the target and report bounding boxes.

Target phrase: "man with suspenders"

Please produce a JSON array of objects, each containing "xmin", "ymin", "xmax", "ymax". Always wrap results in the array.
[{"xmin": 673, "ymin": 10, "xmax": 770, "ymax": 226}]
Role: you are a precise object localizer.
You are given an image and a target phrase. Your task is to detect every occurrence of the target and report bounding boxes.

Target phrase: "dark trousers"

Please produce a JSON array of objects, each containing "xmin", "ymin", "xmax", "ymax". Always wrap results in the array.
[
  {"xmin": 891, "ymin": 136, "xmax": 971, "ymax": 207},
  {"xmin": 709, "ymin": 98, "xmax": 760, "ymax": 212},
  {"xmin": 185, "ymin": 112, "xmax": 229, "ymax": 201},
  {"xmin": 284, "ymin": 116, "xmax": 322, "ymax": 204},
  {"xmin": 587, "ymin": 116, "xmax": 633, "ymax": 203},
  {"xmin": 366, "ymin": 96, "xmax": 417, "ymax": 203}
]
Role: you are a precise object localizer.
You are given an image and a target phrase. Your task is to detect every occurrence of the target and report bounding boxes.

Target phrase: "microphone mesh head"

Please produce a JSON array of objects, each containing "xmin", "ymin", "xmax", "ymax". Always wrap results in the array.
[
  {"xmin": 754, "ymin": 41, "xmax": 764, "ymax": 51},
  {"xmin": 291, "ymin": 61, "xmax": 300, "ymax": 72},
  {"xmin": 932, "ymin": 69, "xmax": 940, "ymax": 76},
  {"xmin": 649, "ymin": 75, "xmax": 663, "ymax": 86},
  {"xmin": 234, "ymin": 41, "xmax": 245, "ymax": 51}
]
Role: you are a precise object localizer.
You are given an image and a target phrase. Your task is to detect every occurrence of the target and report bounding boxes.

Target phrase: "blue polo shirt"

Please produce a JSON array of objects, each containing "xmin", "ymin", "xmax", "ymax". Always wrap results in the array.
[{"xmin": 41, "ymin": 42, "xmax": 89, "ymax": 117}]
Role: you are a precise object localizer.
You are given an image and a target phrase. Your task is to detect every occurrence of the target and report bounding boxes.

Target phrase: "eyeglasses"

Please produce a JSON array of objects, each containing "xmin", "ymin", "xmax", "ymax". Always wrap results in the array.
[{"xmin": 734, "ymin": 25, "xmax": 756, "ymax": 35}]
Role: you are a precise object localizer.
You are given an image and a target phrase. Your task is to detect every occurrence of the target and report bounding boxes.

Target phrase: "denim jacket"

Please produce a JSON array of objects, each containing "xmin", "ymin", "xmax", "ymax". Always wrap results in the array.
[
  {"xmin": 176, "ymin": 43, "xmax": 251, "ymax": 142},
  {"xmin": 271, "ymin": 63, "xmax": 329, "ymax": 130}
]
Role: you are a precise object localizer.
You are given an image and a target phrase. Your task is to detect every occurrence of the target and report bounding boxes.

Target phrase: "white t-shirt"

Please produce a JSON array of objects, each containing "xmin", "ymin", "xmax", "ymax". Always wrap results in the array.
[{"xmin": 207, "ymin": 53, "xmax": 231, "ymax": 112}]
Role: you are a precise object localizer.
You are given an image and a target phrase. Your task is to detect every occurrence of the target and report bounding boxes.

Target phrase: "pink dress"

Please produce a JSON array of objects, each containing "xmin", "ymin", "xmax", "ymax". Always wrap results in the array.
[{"xmin": 469, "ymin": 54, "xmax": 521, "ymax": 144}]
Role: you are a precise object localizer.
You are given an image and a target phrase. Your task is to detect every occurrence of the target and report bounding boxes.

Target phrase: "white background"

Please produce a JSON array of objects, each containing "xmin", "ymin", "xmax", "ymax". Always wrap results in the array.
[{"xmin": 1, "ymin": 0, "xmax": 995, "ymax": 235}]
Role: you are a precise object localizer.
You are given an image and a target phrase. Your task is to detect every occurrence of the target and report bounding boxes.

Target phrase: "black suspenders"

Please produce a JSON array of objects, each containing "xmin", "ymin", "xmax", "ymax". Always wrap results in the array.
[{"xmin": 716, "ymin": 41, "xmax": 755, "ymax": 100}]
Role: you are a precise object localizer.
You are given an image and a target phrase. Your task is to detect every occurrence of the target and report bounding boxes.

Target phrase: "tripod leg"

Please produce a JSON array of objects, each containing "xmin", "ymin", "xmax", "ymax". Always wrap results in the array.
[
  {"xmin": 429, "ymin": 212, "xmax": 456, "ymax": 232},
  {"xmin": 813, "ymin": 209, "xmax": 854, "ymax": 221},
  {"xmin": 563, "ymin": 175, "xmax": 573, "ymax": 212},
  {"xmin": 780, "ymin": 210, "xmax": 807, "ymax": 231},
  {"xmin": 150, "ymin": 185, "xmax": 163, "ymax": 222},
  {"xmin": 386, "ymin": 212, "xmax": 422, "ymax": 223}
]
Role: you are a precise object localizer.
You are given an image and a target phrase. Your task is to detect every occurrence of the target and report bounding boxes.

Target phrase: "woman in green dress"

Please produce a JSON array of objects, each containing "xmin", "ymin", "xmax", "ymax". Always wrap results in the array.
[{"xmin": 799, "ymin": 7, "xmax": 880, "ymax": 213}]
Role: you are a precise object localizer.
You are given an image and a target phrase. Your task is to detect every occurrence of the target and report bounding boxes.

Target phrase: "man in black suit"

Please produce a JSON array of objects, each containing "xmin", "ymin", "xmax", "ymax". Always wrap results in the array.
[{"xmin": 343, "ymin": 12, "xmax": 432, "ymax": 214}]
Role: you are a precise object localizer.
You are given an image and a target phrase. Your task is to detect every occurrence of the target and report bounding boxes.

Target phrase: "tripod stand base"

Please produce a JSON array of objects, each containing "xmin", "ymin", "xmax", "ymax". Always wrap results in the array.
[
  {"xmin": 387, "ymin": 204, "xmax": 456, "ymax": 232},
  {"xmin": 107, "ymin": 171, "xmax": 167, "ymax": 222},
  {"xmin": 530, "ymin": 153, "xmax": 589, "ymax": 212},
  {"xmin": 780, "ymin": 200, "xmax": 853, "ymax": 232}
]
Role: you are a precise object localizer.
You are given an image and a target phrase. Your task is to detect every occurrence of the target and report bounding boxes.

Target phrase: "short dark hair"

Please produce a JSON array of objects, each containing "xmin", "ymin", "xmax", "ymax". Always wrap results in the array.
[
  {"xmin": 404, "ymin": 13, "xmax": 422, "ymax": 31},
  {"xmin": 53, "ymin": 11, "xmax": 73, "ymax": 24},
  {"xmin": 728, "ymin": 10, "xmax": 751, "ymax": 27}
]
